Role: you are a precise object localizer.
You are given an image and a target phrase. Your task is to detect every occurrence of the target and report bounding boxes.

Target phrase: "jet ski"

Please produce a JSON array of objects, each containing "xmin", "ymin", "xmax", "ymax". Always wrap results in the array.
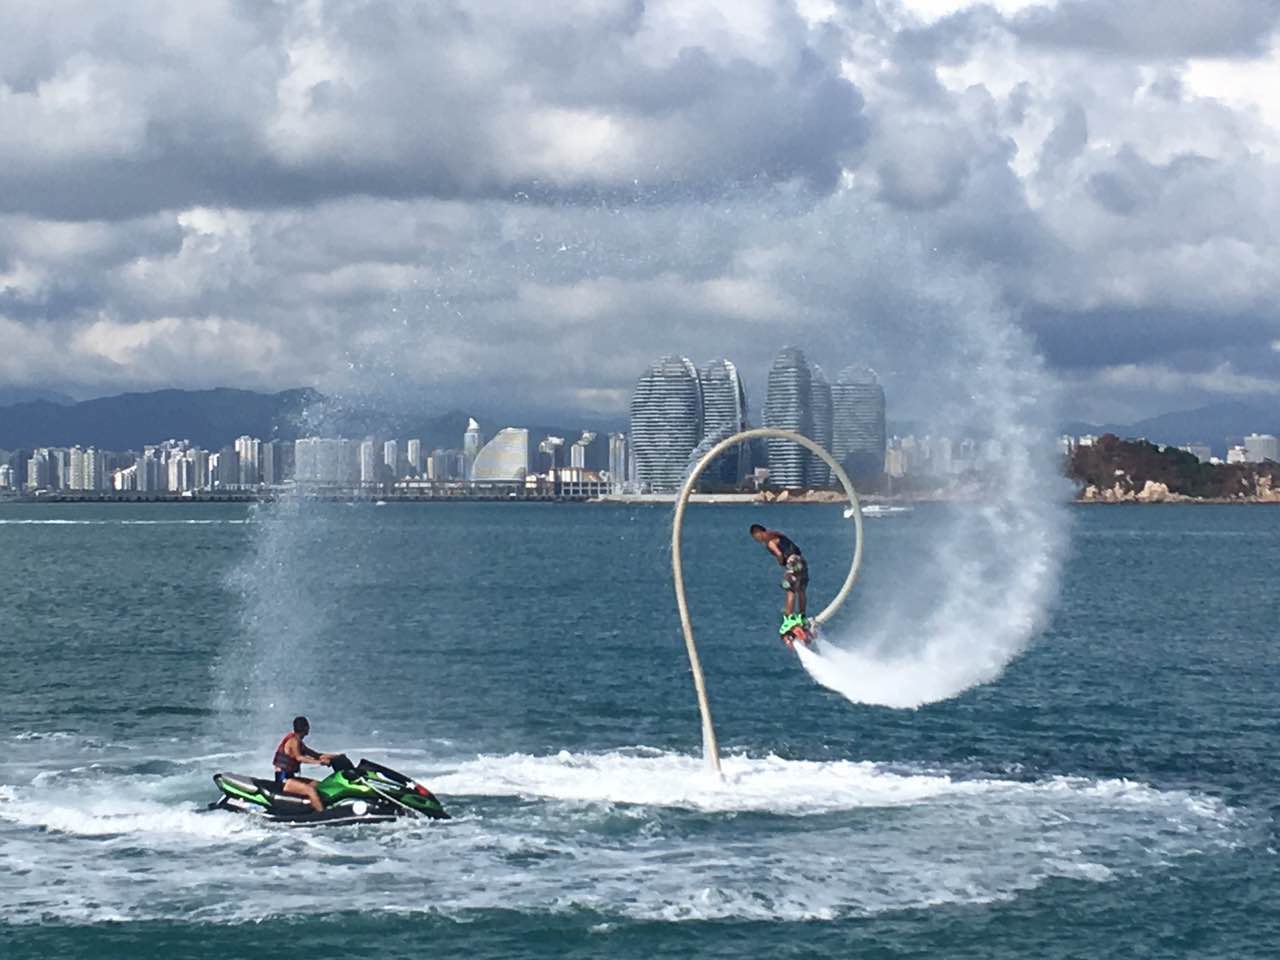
[{"xmin": 208, "ymin": 754, "xmax": 449, "ymax": 825}]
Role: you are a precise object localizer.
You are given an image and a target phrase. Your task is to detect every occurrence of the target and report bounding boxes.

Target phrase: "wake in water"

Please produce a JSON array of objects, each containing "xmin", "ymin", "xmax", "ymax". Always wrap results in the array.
[{"xmin": 0, "ymin": 739, "xmax": 1241, "ymax": 926}]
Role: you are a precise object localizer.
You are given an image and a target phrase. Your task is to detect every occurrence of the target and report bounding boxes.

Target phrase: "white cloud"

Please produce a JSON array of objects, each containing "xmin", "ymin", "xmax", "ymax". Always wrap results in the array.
[{"xmin": 0, "ymin": 0, "xmax": 1277, "ymax": 423}]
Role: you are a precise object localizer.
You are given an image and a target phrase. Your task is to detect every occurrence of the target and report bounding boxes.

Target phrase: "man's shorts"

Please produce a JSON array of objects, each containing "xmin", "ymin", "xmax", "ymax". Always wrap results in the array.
[{"xmin": 782, "ymin": 554, "xmax": 808, "ymax": 591}]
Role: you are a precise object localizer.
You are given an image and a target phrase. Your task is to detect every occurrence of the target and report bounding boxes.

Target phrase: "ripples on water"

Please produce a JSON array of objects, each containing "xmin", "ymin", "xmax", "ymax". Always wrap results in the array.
[{"xmin": 1, "ymin": 502, "xmax": 1277, "ymax": 958}]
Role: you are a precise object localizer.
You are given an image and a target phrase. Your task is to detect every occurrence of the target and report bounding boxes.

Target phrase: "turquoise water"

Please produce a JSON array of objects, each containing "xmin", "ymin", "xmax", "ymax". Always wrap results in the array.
[{"xmin": 1, "ymin": 502, "xmax": 1277, "ymax": 957}]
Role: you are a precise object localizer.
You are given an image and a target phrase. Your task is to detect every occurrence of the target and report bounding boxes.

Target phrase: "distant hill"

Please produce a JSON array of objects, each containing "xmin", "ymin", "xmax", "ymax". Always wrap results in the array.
[
  {"xmin": 1063, "ymin": 400, "xmax": 1280, "ymax": 458},
  {"xmin": 1068, "ymin": 434, "xmax": 1280, "ymax": 500},
  {"xmin": 0, "ymin": 387, "xmax": 625, "ymax": 455},
  {"xmin": 0, "ymin": 387, "xmax": 74, "ymax": 406},
  {"xmin": 0, "ymin": 388, "xmax": 322, "ymax": 451}
]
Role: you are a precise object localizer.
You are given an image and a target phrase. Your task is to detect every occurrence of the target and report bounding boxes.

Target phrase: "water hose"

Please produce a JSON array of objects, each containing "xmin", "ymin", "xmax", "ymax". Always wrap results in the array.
[{"xmin": 671, "ymin": 428, "xmax": 865, "ymax": 776}]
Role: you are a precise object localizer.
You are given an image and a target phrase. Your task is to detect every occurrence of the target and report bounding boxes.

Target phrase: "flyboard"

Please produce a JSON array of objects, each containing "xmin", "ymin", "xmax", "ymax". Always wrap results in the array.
[{"xmin": 780, "ymin": 616, "xmax": 818, "ymax": 650}]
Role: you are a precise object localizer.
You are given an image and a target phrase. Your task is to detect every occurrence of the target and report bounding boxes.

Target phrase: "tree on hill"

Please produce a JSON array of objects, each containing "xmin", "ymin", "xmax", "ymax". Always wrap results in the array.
[{"xmin": 1067, "ymin": 434, "xmax": 1279, "ymax": 499}]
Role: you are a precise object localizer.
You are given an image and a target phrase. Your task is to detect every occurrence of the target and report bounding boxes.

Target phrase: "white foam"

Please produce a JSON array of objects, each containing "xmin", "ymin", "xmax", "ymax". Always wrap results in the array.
[{"xmin": 0, "ymin": 748, "xmax": 1240, "ymax": 926}]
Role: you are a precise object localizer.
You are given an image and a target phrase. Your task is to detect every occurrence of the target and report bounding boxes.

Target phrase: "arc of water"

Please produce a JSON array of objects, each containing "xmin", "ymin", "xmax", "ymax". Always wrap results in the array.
[{"xmin": 671, "ymin": 427, "xmax": 865, "ymax": 777}]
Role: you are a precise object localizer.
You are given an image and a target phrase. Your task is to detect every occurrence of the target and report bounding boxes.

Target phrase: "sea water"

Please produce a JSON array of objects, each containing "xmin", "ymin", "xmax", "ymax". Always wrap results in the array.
[{"xmin": 1, "ymin": 501, "xmax": 1277, "ymax": 958}]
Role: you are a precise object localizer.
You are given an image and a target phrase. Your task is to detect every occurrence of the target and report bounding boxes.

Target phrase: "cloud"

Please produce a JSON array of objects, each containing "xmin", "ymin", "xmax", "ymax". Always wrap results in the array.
[
  {"xmin": 0, "ymin": 0, "xmax": 867, "ymax": 220},
  {"xmin": 0, "ymin": 0, "xmax": 1277, "ymax": 423},
  {"xmin": 1011, "ymin": 0, "xmax": 1280, "ymax": 58}
]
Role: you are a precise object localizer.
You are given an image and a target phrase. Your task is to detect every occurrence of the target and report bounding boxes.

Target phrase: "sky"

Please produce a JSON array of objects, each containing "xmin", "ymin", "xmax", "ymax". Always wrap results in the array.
[{"xmin": 1, "ymin": 0, "xmax": 1278, "ymax": 425}]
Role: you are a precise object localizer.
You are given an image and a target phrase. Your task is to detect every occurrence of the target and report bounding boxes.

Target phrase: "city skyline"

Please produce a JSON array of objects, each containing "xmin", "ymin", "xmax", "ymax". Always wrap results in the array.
[{"xmin": 625, "ymin": 346, "xmax": 892, "ymax": 493}]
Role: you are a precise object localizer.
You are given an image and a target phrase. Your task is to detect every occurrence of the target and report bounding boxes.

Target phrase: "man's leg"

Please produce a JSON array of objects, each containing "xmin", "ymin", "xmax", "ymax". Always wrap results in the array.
[
  {"xmin": 784, "ymin": 588, "xmax": 795, "ymax": 617},
  {"xmin": 282, "ymin": 776, "xmax": 324, "ymax": 812},
  {"xmin": 796, "ymin": 586, "xmax": 807, "ymax": 617}
]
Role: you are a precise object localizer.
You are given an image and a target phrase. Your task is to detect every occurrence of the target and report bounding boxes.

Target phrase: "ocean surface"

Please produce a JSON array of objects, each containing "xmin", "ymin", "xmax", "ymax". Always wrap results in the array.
[{"xmin": 1, "ymin": 500, "xmax": 1277, "ymax": 958}]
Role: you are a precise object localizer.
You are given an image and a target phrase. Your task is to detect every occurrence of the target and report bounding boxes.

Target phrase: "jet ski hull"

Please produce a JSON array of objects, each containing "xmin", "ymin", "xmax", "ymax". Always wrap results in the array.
[{"xmin": 209, "ymin": 758, "xmax": 449, "ymax": 825}]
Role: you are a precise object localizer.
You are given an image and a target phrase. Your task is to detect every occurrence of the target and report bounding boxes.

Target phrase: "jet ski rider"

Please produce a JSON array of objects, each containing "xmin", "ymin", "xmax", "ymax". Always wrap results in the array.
[{"xmin": 273, "ymin": 716, "xmax": 335, "ymax": 812}]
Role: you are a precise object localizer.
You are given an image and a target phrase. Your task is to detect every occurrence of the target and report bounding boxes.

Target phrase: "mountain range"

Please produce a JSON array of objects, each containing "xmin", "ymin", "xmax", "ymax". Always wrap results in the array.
[
  {"xmin": 0, "ymin": 387, "xmax": 1274, "ymax": 459},
  {"xmin": 0, "ymin": 387, "xmax": 624, "ymax": 455},
  {"xmin": 1061, "ymin": 399, "xmax": 1280, "ymax": 458}
]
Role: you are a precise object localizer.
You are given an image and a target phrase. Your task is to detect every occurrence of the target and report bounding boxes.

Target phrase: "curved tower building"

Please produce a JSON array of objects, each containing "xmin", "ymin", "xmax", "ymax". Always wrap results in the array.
[
  {"xmin": 699, "ymin": 358, "xmax": 749, "ymax": 487},
  {"xmin": 630, "ymin": 356, "xmax": 703, "ymax": 492},
  {"xmin": 808, "ymin": 364, "xmax": 833, "ymax": 488},
  {"xmin": 763, "ymin": 346, "xmax": 813, "ymax": 489},
  {"xmin": 471, "ymin": 428, "xmax": 530, "ymax": 481},
  {"xmin": 832, "ymin": 366, "xmax": 887, "ymax": 487}
]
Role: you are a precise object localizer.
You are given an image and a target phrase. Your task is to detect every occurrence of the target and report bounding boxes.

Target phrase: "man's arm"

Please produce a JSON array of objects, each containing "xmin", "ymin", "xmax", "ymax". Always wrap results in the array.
[
  {"xmin": 767, "ymin": 538, "xmax": 786, "ymax": 564},
  {"xmin": 287, "ymin": 740, "xmax": 334, "ymax": 765}
]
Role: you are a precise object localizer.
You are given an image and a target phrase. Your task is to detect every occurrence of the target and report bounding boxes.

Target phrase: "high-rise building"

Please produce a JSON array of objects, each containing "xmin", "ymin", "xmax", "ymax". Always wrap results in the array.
[
  {"xmin": 630, "ymin": 355, "xmax": 703, "ymax": 492},
  {"xmin": 256, "ymin": 442, "xmax": 273, "ymax": 486},
  {"xmin": 539, "ymin": 436, "xmax": 565, "ymax": 476},
  {"xmin": 570, "ymin": 432, "xmax": 595, "ymax": 470},
  {"xmin": 763, "ymin": 346, "xmax": 813, "ymax": 490},
  {"xmin": 831, "ymin": 366, "xmax": 887, "ymax": 487},
  {"xmin": 168, "ymin": 453, "xmax": 185, "ymax": 492},
  {"xmin": 463, "ymin": 419, "xmax": 482, "ymax": 479},
  {"xmin": 68, "ymin": 446, "xmax": 86, "ymax": 490},
  {"xmin": 699, "ymin": 358, "xmax": 749, "ymax": 487},
  {"xmin": 383, "ymin": 440, "xmax": 399, "ymax": 478},
  {"xmin": 446, "ymin": 449, "xmax": 467, "ymax": 480},
  {"xmin": 471, "ymin": 428, "xmax": 529, "ymax": 480},
  {"xmin": 608, "ymin": 433, "xmax": 628, "ymax": 487},
  {"xmin": 26, "ymin": 450, "xmax": 49, "ymax": 490},
  {"xmin": 49, "ymin": 448, "xmax": 69, "ymax": 491},
  {"xmin": 1243, "ymin": 433, "xmax": 1280, "ymax": 463},
  {"xmin": 406, "ymin": 439, "xmax": 423, "ymax": 476},
  {"xmin": 235, "ymin": 436, "xmax": 260, "ymax": 487},
  {"xmin": 192, "ymin": 448, "xmax": 211, "ymax": 490},
  {"xmin": 295, "ymin": 438, "xmax": 359, "ymax": 485},
  {"xmin": 84, "ymin": 448, "xmax": 105, "ymax": 491},
  {"xmin": 216, "ymin": 447, "xmax": 240, "ymax": 488},
  {"xmin": 808, "ymin": 364, "xmax": 833, "ymax": 488},
  {"xmin": 359, "ymin": 439, "xmax": 379, "ymax": 485}
]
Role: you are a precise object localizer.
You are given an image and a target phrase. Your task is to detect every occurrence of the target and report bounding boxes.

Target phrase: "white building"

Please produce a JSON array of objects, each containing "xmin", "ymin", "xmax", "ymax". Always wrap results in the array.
[
  {"xmin": 68, "ymin": 446, "xmax": 86, "ymax": 490},
  {"xmin": 1227, "ymin": 445, "xmax": 1248, "ymax": 464},
  {"xmin": 84, "ymin": 448, "xmax": 105, "ymax": 491},
  {"xmin": 570, "ymin": 432, "xmax": 594, "ymax": 470},
  {"xmin": 235, "ymin": 436, "xmax": 260, "ymax": 487},
  {"xmin": 1243, "ymin": 433, "xmax": 1279, "ymax": 463},
  {"xmin": 26, "ymin": 450, "xmax": 49, "ymax": 490},
  {"xmin": 295, "ymin": 438, "xmax": 360, "ymax": 485},
  {"xmin": 406, "ymin": 439, "xmax": 422, "ymax": 476},
  {"xmin": 259, "ymin": 442, "xmax": 276, "ymax": 486},
  {"xmin": 359, "ymin": 439, "xmax": 379, "ymax": 485},
  {"xmin": 463, "ymin": 419, "xmax": 482, "ymax": 479},
  {"xmin": 383, "ymin": 440, "xmax": 399, "ymax": 478},
  {"xmin": 471, "ymin": 428, "xmax": 530, "ymax": 481},
  {"xmin": 608, "ymin": 433, "xmax": 628, "ymax": 487}
]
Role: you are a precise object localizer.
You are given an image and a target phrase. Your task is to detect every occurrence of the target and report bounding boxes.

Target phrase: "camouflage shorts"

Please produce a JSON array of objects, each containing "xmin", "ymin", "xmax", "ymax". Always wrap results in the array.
[{"xmin": 782, "ymin": 554, "xmax": 808, "ymax": 591}]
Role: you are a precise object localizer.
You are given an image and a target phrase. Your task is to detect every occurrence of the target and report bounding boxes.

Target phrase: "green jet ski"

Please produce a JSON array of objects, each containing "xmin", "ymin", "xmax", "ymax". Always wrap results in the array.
[{"xmin": 209, "ymin": 754, "xmax": 449, "ymax": 825}]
